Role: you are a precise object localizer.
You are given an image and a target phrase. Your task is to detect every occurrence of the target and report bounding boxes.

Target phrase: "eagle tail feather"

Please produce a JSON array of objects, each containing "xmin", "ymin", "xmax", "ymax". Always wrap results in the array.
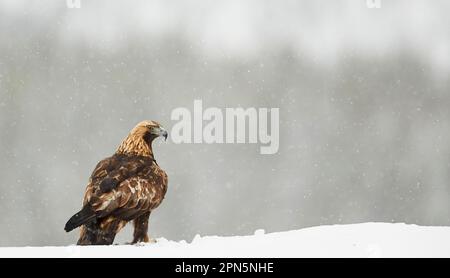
[{"xmin": 64, "ymin": 205, "xmax": 96, "ymax": 232}]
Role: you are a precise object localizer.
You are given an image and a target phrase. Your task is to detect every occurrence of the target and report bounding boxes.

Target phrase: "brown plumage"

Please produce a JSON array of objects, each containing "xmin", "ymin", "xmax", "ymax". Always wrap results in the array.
[{"xmin": 64, "ymin": 120, "xmax": 168, "ymax": 245}]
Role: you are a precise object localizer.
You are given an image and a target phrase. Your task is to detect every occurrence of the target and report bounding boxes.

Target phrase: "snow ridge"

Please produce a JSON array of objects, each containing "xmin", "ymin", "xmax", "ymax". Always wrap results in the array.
[{"xmin": 1, "ymin": 223, "xmax": 449, "ymax": 258}]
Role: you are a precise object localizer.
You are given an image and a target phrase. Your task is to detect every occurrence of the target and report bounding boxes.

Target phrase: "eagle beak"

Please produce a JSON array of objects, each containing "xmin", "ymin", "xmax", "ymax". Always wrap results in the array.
[
  {"xmin": 151, "ymin": 126, "xmax": 168, "ymax": 141},
  {"xmin": 160, "ymin": 128, "xmax": 168, "ymax": 141}
]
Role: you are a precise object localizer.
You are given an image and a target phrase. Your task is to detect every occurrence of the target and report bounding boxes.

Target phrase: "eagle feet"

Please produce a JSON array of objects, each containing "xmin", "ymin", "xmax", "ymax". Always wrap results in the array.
[{"xmin": 130, "ymin": 234, "xmax": 156, "ymax": 245}]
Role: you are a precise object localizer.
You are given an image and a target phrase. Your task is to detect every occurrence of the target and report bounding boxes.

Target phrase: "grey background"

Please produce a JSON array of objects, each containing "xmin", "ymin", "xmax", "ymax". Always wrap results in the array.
[{"xmin": 0, "ymin": 0, "xmax": 449, "ymax": 247}]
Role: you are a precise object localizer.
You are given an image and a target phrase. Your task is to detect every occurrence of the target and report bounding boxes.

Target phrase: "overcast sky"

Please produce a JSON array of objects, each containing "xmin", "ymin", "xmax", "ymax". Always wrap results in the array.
[{"xmin": 1, "ymin": 0, "xmax": 449, "ymax": 70}]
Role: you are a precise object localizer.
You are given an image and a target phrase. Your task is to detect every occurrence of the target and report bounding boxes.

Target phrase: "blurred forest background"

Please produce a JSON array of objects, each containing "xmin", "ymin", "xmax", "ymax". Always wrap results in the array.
[{"xmin": 0, "ymin": 0, "xmax": 449, "ymax": 246}]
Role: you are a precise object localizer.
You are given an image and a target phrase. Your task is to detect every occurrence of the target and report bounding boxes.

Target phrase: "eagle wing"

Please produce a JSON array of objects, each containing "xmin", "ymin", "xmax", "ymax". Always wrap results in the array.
[{"xmin": 83, "ymin": 154, "xmax": 168, "ymax": 220}]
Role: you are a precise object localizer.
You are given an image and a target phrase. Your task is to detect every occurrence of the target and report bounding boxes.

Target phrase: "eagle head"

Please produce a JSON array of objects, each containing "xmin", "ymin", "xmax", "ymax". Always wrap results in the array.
[{"xmin": 117, "ymin": 120, "xmax": 168, "ymax": 157}]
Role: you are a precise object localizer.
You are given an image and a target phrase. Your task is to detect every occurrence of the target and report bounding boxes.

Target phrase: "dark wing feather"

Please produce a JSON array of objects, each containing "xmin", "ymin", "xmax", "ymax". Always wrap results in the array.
[
  {"xmin": 111, "ymin": 174, "xmax": 168, "ymax": 220},
  {"xmin": 89, "ymin": 154, "xmax": 149, "ymax": 194},
  {"xmin": 82, "ymin": 154, "xmax": 168, "ymax": 221}
]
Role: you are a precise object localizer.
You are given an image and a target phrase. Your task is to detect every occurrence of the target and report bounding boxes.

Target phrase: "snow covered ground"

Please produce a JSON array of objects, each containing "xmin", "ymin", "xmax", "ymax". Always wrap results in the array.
[{"xmin": 1, "ymin": 223, "xmax": 450, "ymax": 258}]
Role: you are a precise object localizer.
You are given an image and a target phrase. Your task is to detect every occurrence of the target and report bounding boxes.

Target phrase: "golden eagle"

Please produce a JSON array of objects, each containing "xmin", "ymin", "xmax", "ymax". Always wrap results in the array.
[{"xmin": 64, "ymin": 120, "xmax": 168, "ymax": 245}]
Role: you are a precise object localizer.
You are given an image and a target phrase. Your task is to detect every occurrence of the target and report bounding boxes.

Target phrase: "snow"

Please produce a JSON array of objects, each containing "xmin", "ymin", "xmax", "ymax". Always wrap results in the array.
[{"xmin": 1, "ymin": 223, "xmax": 450, "ymax": 258}]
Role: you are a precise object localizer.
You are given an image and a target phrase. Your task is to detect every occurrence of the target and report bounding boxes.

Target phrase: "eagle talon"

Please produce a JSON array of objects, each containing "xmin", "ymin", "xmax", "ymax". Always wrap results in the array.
[
  {"xmin": 130, "ymin": 239, "xmax": 156, "ymax": 245},
  {"xmin": 131, "ymin": 234, "xmax": 157, "ymax": 245}
]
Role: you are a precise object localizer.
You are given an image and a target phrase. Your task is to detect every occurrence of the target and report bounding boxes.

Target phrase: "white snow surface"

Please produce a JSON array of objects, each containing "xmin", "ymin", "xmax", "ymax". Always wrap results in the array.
[{"xmin": 1, "ymin": 223, "xmax": 450, "ymax": 258}]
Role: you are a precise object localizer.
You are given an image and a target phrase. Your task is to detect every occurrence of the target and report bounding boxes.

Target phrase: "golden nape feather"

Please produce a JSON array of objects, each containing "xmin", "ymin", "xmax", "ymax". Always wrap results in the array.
[{"xmin": 64, "ymin": 121, "xmax": 168, "ymax": 245}]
